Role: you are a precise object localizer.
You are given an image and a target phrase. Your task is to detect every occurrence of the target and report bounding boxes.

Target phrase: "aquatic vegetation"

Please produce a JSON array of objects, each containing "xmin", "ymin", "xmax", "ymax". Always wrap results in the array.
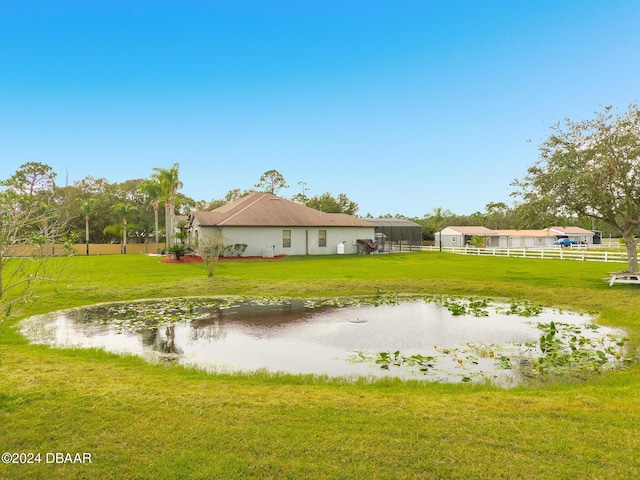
[
  {"xmin": 303, "ymin": 292, "xmax": 399, "ymax": 309},
  {"xmin": 425, "ymin": 296, "xmax": 546, "ymax": 318},
  {"xmin": 350, "ymin": 346, "xmax": 488, "ymax": 383},
  {"xmin": 245, "ymin": 296, "xmax": 290, "ymax": 306},
  {"xmin": 371, "ymin": 289, "xmax": 399, "ymax": 307},
  {"xmin": 500, "ymin": 300, "xmax": 544, "ymax": 317},
  {"xmin": 352, "ymin": 350, "xmax": 437, "ymax": 373},
  {"xmin": 351, "ymin": 320, "xmax": 633, "ymax": 384},
  {"xmin": 96, "ymin": 298, "xmax": 238, "ymax": 333},
  {"xmin": 440, "ymin": 298, "xmax": 489, "ymax": 317},
  {"xmin": 425, "ymin": 296, "xmax": 549, "ymax": 318},
  {"xmin": 528, "ymin": 321, "xmax": 632, "ymax": 376},
  {"xmin": 303, "ymin": 297, "xmax": 363, "ymax": 309}
]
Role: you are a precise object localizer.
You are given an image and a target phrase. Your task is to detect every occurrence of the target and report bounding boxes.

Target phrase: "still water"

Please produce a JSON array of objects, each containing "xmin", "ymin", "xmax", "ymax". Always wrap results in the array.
[{"xmin": 19, "ymin": 298, "xmax": 627, "ymax": 386}]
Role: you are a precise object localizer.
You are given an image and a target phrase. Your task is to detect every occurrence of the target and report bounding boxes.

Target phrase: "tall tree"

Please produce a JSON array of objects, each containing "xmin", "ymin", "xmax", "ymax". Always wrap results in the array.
[
  {"xmin": 0, "ymin": 164, "xmax": 68, "ymax": 324},
  {"xmin": 255, "ymin": 169, "xmax": 288, "ymax": 194},
  {"xmin": 77, "ymin": 198, "xmax": 97, "ymax": 255},
  {"xmin": 68, "ymin": 176, "xmax": 117, "ymax": 244},
  {"xmin": 427, "ymin": 207, "xmax": 452, "ymax": 250},
  {"xmin": 513, "ymin": 104, "xmax": 640, "ymax": 271},
  {"xmin": 151, "ymin": 164, "xmax": 182, "ymax": 249},
  {"xmin": 140, "ymin": 179, "xmax": 163, "ymax": 252},
  {"xmin": 2, "ymin": 162, "xmax": 56, "ymax": 196},
  {"xmin": 306, "ymin": 192, "xmax": 359, "ymax": 215},
  {"xmin": 111, "ymin": 203, "xmax": 135, "ymax": 254},
  {"xmin": 483, "ymin": 202, "xmax": 518, "ymax": 230},
  {"xmin": 201, "ymin": 188, "xmax": 254, "ymax": 211}
]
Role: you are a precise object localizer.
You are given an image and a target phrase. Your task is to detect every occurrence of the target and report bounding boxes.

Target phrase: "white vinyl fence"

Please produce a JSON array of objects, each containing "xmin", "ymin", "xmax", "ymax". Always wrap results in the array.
[{"xmin": 422, "ymin": 245, "xmax": 628, "ymax": 264}]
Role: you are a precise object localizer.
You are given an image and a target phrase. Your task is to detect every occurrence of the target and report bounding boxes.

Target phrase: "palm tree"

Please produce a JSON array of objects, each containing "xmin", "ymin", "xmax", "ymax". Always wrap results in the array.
[
  {"xmin": 111, "ymin": 203, "xmax": 135, "ymax": 254},
  {"xmin": 139, "ymin": 179, "xmax": 162, "ymax": 253},
  {"xmin": 151, "ymin": 163, "xmax": 182, "ymax": 249},
  {"xmin": 77, "ymin": 198, "xmax": 97, "ymax": 255},
  {"xmin": 430, "ymin": 207, "xmax": 452, "ymax": 252},
  {"xmin": 102, "ymin": 224, "xmax": 123, "ymax": 244}
]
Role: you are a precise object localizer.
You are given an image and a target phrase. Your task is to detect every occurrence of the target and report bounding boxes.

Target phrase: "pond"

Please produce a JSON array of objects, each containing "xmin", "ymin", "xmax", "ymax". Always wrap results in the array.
[{"xmin": 19, "ymin": 296, "xmax": 630, "ymax": 387}]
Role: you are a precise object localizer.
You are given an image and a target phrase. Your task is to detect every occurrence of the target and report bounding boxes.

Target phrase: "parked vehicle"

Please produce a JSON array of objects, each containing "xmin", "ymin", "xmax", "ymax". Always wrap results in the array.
[{"xmin": 553, "ymin": 238, "xmax": 578, "ymax": 247}]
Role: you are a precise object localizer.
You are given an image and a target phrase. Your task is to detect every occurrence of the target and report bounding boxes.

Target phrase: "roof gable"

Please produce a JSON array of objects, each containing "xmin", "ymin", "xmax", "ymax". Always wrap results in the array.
[
  {"xmin": 549, "ymin": 226, "xmax": 594, "ymax": 235},
  {"xmin": 191, "ymin": 192, "xmax": 374, "ymax": 228},
  {"xmin": 441, "ymin": 226, "xmax": 496, "ymax": 235}
]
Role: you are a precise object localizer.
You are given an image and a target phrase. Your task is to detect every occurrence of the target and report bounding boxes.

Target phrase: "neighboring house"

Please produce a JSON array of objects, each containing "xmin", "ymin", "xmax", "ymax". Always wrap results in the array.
[
  {"xmin": 437, "ymin": 226, "xmax": 497, "ymax": 248},
  {"xmin": 548, "ymin": 226, "xmax": 597, "ymax": 244},
  {"xmin": 188, "ymin": 192, "xmax": 376, "ymax": 256},
  {"xmin": 437, "ymin": 226, "xmax": 595, "ymax": 248}
]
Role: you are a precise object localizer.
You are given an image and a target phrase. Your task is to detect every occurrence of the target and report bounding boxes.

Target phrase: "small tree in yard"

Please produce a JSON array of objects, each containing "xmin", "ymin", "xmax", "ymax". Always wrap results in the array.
[
  {"xmin": 513, "ymin": 104, "xmax": 640, "ymax": 272},
  {"xmin": 0, "ymin": 164, "xmax": 69, "ymax": 327},
  {"xmin": 197, "ymin": 233, "xmax": 227, "ymax": 277}
]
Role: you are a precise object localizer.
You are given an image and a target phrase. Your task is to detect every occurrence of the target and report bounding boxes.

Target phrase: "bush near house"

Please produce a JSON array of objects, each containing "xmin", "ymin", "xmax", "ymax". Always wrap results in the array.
[{"xmin": 223, "ymin": 243, "xmax": 248, "ymax": 257}]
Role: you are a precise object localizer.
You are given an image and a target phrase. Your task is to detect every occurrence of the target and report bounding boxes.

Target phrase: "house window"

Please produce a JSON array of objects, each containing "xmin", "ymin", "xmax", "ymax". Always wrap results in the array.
[
  {"xmin": 318, "ymin": 230, "xmax": 326, "ymax": 247},
  {"xmin": 283, "ymin": 230, "xmax": 291, "ymax": 248}
]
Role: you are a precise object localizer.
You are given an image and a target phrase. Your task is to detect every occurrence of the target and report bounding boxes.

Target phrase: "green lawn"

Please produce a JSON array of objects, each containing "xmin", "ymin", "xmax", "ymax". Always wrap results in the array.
[{"xmin": 2, "ymin": 253, "xmax": 640, "ymax": 479}]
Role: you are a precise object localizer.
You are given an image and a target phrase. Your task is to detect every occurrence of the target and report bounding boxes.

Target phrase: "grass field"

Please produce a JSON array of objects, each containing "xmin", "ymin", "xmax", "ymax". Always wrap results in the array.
[{"xmin": 2, "ymin": 252, "xmax": 640, "ymax": 479}]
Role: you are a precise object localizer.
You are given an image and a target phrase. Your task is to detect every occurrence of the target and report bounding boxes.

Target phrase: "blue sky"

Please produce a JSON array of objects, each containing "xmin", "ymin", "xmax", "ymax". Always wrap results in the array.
[{"xmin": 1, "ymin": 1, "xmax": 639, "ymax": 217}]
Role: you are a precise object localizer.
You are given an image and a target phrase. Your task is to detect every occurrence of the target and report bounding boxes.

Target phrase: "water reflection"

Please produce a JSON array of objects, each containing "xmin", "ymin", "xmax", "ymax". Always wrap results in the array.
[
  {"xmin": 141, "ymin": 325, "xmax": 181, "ymax": 356},
  {"xmin": 19, "ymin": 298, "xmax": 628, "ymax": 386}
]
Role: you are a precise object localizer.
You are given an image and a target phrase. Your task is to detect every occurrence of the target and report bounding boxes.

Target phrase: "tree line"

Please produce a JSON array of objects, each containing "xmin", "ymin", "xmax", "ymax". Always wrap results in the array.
[
  {"xmin": 2, "ymin": 103, "xmax": 640, "ymax": 266},
  {"xmin": 0, "ymin": 158, "xmax": 630, "ymax": 250}
]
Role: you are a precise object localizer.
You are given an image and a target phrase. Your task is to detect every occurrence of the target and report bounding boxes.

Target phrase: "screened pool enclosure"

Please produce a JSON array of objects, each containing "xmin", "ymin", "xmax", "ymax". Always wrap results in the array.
[{"xmin": 368, "ymin": 218, "xmax": 423, "ymax": 252}]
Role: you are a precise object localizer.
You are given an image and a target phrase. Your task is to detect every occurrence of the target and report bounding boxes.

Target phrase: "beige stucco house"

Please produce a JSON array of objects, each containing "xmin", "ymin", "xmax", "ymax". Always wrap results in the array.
[{"xmin": 188, "ymin": 192, "xmax": 376, "ymax": 256}]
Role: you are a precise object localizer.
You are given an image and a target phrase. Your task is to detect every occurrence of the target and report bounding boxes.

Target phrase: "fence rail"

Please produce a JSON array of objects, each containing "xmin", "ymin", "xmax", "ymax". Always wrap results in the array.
[
  {"xmin": 421, "ymin": 245, "xmax": 628, "ymax": 264},
  {"xmin": 5, "ymin": 243, "xmax": 164, "ymax": 257}
]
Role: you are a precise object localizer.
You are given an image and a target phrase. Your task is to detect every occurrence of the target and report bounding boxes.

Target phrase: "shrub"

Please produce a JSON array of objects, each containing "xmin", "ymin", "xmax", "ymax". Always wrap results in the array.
[
  {"xmin": 469, "ymin": 236, "xmax": 489, "ymax": 248},
  {"xmin": 223, "ymin": 243, "xmax": 248, "ymax": 257},
  {"xmin": 167, "ymin": 244, "xmax": 193, "ymax": 260}
]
